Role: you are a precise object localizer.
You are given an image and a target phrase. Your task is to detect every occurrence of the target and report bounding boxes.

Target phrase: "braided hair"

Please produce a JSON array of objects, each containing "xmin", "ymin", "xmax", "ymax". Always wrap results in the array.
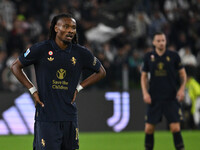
[{"xmin": 49, "ymin": 13, "xmax": 78, "ymax": 44}]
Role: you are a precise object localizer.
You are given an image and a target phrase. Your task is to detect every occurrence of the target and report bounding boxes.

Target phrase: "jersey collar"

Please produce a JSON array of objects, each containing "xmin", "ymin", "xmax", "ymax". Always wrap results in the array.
[
  {"xmin": 50, "ymin": 39, "xmax": 72, "ymax": 53},
  {"xmin": 153, "ymin": 49, "xmax": 168, "ymax": 57}
]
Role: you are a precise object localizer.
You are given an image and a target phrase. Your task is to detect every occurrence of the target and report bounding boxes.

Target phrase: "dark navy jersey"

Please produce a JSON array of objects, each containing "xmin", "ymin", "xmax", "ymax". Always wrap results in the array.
[
  {"xmin": 142, "ymin": 49, "xmax": 183, "ymax": 101},
  {"xmin": 19, "ymin": 40, "xmax": 101, "ymax": 121}
]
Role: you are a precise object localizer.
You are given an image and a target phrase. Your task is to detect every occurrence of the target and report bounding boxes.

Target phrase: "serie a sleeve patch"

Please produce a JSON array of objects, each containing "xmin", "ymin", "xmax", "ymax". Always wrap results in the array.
[{"xmin": 24, "ymin": 48, "xmax": 30, "ymax": 57}]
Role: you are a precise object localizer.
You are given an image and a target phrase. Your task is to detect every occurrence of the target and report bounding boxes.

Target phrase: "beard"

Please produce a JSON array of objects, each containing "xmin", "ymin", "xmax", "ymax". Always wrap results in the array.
[
  {"xmin": 62, "ymin": 39, "xmax": 71, "ymax": 45},
  {"xmin": 158, "ymin": 45, "xmax": 165, "ymax": 51}
]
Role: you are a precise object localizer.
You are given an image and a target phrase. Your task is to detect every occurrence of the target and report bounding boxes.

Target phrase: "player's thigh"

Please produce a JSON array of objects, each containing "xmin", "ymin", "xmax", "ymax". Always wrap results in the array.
[
  {"xmin": 163, "ymin": 101, "xmax": 183, "ymax": 124},
  {"xmin": 146, "ymin": 102, "xmax": 163, "ymax": 124},
  {"xmin": 61, "ymin": 121, "xmax": 79, "ymax": 150},
  {"xmin": 34, "ymin": 121, "xmax": 62, "ymax": 150}
]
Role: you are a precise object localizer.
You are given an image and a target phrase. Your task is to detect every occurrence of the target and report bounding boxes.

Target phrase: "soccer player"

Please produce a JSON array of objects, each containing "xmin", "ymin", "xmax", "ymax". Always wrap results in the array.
[
  {"xmin": 11, "ymin": 13, "xmax": 106, "ymax": 150},
  {"xmin": 141, "ymin": 32, "xmax": 187, "ymax": 150}
]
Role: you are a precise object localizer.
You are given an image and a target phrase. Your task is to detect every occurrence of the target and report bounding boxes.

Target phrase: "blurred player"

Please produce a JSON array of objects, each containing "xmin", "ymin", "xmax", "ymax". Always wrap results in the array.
[
  {"xmin": 185, "ymin": 65, "xmax": 200, "ymax": 128},
  {"xmin": 11, "ymin": 13, "xmax": 106, "ymax": 150},
  {"xmin": 141, "ymin": 32, "xmax": 186, "ymax": 150}
]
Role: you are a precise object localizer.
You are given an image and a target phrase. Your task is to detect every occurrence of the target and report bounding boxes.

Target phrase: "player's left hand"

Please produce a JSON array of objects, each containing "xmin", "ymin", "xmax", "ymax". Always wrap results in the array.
[
  {"xmin": 71, "ymin": 90, "xmax": 78, "ymax": 104},
  {"xmin": 176, "ymin": 89, "xmax": 185, "ymax": 102}
]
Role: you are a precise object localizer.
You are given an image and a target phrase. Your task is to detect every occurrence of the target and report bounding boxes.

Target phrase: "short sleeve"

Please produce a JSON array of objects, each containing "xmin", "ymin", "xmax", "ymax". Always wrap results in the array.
[
  {"xmin": 81, "ymin": 48, "xmax": 101, "ymax": 72},
  {"xmin": 174, "ymin": 52, "xmax": 183, "ymax": 70},
  {"xmin": 19, "ymin": 44, "xmax": 42, "ymax": 67},
  {"xmin": 142, "ymin": 53, "xmax": 149, "ymax": 72}
]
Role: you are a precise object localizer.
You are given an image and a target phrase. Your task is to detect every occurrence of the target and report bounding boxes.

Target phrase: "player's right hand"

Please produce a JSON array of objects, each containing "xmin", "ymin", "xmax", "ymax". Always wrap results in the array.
[
  {"xmin": 33, "ymin": 92, "xmax": 44, "ymax": 107},
  {"xmin": 143, "ymin": 93, "xmax": 152, "ymax": 104}
]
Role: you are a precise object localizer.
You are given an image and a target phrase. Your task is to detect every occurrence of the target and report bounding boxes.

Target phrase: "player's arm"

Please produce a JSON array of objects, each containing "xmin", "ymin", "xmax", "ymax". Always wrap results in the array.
[
  {"xmin": 10, "ymin": 58, "xmax": 44, "ymax": 107},
  {"xmin": 141, "ymin": 71, "xmax": 152, "ymax": 104},
  {"xmin": 79, "ymin": 65, "xmax": 106, "ymax": 88},
  {"xmin": 71, "ymin": 65, "xmax": 106, "ymax": 104},
  {"xmin": 176, "ymin": 68, "xmax": 187, "ymax": 102}
]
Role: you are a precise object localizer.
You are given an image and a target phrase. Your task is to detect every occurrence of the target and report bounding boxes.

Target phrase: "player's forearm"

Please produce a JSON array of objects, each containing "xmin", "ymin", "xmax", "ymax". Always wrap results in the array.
[
  {"xmin": 141, "ymin": 72, "xmax": 149, "ymax": 95},
  {"xmin": 179, "ymin": 68, "xmax": 187, "ymax": 90},
  {"xmin": 11, "ymin": 58, "xmax": 34, "ymax": 89},
  {"xmin": 80, "ymin": 65, "xmax": 106, "ymax": 88}
]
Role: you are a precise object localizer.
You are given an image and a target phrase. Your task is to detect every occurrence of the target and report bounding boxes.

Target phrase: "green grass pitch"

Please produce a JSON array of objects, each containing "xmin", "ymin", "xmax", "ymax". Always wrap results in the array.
[{"xmin": 0, "ymin": 130, "xmax": 199, "ymax": 150}]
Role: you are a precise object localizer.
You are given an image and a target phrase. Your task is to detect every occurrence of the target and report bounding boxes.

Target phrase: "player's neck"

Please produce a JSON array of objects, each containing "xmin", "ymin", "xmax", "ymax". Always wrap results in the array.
[
  {"xmin": 155, "ymin": 48, "xmax": 166, "ymax": 56},
  {"xmin": 55, "ymin": 38, "xmax": 69, "ymax": 50}
]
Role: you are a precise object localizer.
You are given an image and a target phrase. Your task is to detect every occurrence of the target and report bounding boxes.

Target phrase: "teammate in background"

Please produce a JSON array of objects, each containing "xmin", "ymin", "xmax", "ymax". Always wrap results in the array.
[
  {"xmin": 185, "ymin": 65, "xmax": 200, "ymax": 128},
  {"xmin": 141, "ymin": 32, "xmax": 187, "ymax": 150},
  {"xmin": 11, "ymin": 13, "xmax": 106, "ymax": 150}
]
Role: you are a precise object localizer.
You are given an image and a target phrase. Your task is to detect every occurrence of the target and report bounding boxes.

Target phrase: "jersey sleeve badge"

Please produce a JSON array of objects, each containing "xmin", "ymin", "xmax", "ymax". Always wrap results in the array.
[
  {"xmin": 24, "ymin": 48, "xmax": 30, "ymax": 57},
  {"xmin": 93, "ymin": 57, "xmax": 97, "ymax": 66}
]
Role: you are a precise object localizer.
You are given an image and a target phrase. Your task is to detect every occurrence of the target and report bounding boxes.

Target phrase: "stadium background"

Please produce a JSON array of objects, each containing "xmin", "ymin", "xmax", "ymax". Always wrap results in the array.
[{"xmin": 0, "ymin": 0, "xmax": 200, "ymax": 149}]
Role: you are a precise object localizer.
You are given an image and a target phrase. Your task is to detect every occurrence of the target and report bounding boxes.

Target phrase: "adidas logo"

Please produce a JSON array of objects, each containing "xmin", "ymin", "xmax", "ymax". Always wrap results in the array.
[
  {"xmin": 0, "ymin": 92, "xmax": 130, "ymax": 134},
  {"xmin": 0, "ymin": 93, "xmax": 35, "ymax": 135}
]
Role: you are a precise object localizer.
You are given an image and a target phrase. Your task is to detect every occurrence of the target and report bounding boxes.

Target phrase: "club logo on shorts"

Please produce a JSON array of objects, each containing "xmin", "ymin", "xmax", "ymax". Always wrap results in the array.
[
  {"xmin": 41, "ymin": 139, "xmax": 45, "ymax": 147},
  {"xmin": 48, "ymin": 51, "xmax": 53, "ymax": 56},
  {"xmin": 178, "ymin": 108, "xmax": 183, "ymax": 120},
  {"xmin": 56, "ymin": 69, "xmax": 66, "ymax": 80},
  {"xmin": 75, "ymin": 128, "xmax": 79, "ymax": 140}
]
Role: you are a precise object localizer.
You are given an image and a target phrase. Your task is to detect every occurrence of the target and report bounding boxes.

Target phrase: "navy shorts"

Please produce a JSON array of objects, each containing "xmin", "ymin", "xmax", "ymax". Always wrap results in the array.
[
  {"xmin": 145, "ymin": 100, "xmax": 183, "ymax": 125},
  {"xmin": 33, "ymin": 121, "xmax": 79, "ymax": 150}
]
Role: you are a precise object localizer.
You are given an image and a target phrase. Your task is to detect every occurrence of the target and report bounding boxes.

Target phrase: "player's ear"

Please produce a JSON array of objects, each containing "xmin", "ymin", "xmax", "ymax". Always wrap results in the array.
[
  {"xmin": 152, "ymin": 39, "xmax": 155, "ymax": 46},
  {"xmin": 54, "ymin": 25, "xmax": 58, "ymax": 33}
]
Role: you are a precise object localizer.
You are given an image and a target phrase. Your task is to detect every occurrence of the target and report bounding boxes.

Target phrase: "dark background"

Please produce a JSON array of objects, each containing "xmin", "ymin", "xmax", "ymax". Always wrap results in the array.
[{"xmin": 0, "ymin": 90, "xmax": 168, "ymax": 133}]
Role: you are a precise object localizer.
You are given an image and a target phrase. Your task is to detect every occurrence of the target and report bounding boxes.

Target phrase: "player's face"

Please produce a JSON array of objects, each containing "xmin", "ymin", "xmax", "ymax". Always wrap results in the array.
[
  {"xmin": 153, "ymin": 34, "xmax": 166, "ymax": 51},
  {"xmin": 55, "ymin": 17, "xmax": 76, "ymax": 44}
]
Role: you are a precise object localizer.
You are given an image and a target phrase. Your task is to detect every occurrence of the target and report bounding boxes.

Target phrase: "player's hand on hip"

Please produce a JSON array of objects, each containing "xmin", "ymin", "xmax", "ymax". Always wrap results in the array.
[
  {"xmin": 33, "ymin": 92, "xmax": 44, "ymax": 107},
  {"xmin": 176, "ymin": 89, "xmax": 185, "ymax": 102},
  {"xmin": 71, "ymin": 90, "xmax": 78, "ymax": 104}
]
